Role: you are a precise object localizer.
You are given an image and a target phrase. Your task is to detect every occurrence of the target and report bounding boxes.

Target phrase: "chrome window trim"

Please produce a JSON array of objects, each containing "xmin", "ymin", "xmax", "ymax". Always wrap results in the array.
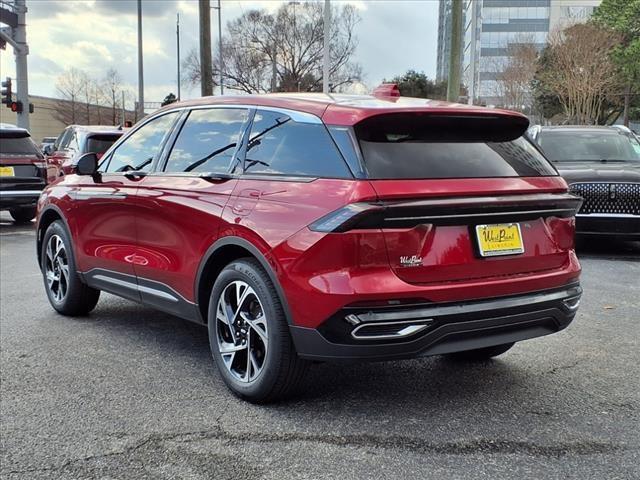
[
  {"xmin": 152, "ymin": 104, "xmax": 323, "ymax": 125},
  {"xmin": 576, "ymin": 213, "xmax": 639, "ymax": 218}
]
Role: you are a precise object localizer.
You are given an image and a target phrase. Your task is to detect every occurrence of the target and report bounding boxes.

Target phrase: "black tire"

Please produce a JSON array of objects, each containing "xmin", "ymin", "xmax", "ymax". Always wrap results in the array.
[
  {"xmin": 41, "ymin": 220, "xmax": 100, "ymax": 316},
  {"xmin": 445, "ymin": 342, "xmax": 515, "ymax": 361},
  {"xmin": 9, "ymin": 206, "xmax": 37, "ymax": 223},
  {"xmin": 208, "ymin": 258, "xmax": 308, "ymax": 403}
]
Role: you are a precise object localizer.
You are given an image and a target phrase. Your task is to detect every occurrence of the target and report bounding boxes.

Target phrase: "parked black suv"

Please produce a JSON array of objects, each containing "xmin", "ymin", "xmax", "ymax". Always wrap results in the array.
[
  {"xmin": 530, "ymin": 125, "xmax": 640, "ymax": 239},
  {"xmin": 0, "ymin": 123, "xmax": 47, "ymax": 223}
]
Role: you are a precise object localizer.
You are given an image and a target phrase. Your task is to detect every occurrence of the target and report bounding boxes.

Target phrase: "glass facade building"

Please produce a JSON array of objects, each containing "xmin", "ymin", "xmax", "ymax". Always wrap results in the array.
[{"xmin": 436, "ymin": 0, "xmax": 602, "ymax": 106}]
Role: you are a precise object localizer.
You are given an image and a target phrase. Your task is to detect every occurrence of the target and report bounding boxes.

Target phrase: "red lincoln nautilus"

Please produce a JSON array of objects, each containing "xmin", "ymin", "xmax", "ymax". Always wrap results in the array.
[{"xmin": 36, "ymin": 91, "xmax": 583, "ymax": 402}]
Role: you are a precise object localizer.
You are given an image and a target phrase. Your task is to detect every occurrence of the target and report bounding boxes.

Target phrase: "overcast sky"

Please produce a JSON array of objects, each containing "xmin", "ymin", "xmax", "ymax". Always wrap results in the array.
[{"xmin": 0, "ymin": 0, "xmax": 439, "ymax": 102}]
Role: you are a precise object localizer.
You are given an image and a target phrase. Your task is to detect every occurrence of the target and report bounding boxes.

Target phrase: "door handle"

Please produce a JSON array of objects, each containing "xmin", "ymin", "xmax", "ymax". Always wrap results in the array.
[{"xmin": 124, "ymin": 172, "xmax": 147, "ymax": 181}]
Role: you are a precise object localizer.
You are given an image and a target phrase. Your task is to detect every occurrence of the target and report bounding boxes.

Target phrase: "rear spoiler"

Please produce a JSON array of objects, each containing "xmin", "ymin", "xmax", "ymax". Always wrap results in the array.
[{"xmin": 355, "ymin": 112, "xmax": 530, "ymax": 143}]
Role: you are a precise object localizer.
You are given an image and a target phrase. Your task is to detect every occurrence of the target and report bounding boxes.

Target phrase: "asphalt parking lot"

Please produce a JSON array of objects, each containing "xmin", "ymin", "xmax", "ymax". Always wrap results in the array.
[{"xmin": 1, "ymin": 212, "xmax": 639, "ymax": 480}]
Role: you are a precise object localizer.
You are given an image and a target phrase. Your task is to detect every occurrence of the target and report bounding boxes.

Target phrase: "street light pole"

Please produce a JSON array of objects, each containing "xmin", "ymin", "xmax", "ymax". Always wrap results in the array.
[
  {"xmin": 14, "ymin": 0, "xmax": 29, "ymax": 130},
  {"xmin": 323, "ymin": 0, "xmax": 330, "ymax": 94},
  {"xmin": 176, "ymin": 13, "xmax": 181, "ymax": 100},
  {"xmin": 137, "ymin": 0, "xmax": 145, "ymax": 119},
  {"xmin": 212, "ymin": 0, "xmax": 223, "ymax": 95}
]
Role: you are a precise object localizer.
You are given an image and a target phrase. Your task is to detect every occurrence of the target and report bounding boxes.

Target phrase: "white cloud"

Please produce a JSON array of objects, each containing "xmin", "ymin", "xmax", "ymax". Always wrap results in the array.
[{"xmin": 0, "ymin": 0, "xmax": 438, "ymax": 102}]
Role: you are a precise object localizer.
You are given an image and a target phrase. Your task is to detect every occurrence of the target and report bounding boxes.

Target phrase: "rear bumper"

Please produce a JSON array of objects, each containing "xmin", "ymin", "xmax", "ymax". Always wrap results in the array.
[
  {"xmin": 290, "ymin": 283, "xmax": 582, "ymax": 362},
  {"xmin": 0, "ymin": 189, "xmax": 43, "ymax": 208},
  {"xmin": 576, "ymin": 214, "xmax": 640, "ymax": 238}
]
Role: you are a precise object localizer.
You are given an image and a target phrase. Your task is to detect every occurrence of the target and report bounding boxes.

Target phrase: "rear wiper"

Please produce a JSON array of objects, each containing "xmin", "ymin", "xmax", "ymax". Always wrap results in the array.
[{"xmin": 598, "ymin": 159, "xmax": 627, "ymax": 163}]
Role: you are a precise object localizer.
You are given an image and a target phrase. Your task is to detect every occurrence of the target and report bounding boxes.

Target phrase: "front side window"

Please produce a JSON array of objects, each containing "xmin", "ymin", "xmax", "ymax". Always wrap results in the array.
[
  {"xmin": 244, "ymin": 110, "xmax": 351, "ymax": 178},
  {"xmin": 103, "ymin": 112, "xmax": 179, "ymax": 173},
  {"xmin": 164, "ymin": 108, "xmax": 248, "ymax": 173}
]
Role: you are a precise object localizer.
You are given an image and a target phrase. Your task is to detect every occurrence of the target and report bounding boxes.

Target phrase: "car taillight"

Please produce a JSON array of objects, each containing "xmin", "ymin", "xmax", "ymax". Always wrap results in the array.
[
  {"xmin": 309, "ymin": 193, "xmax": 582, "ymax": 233},
  {"xmin": 309, "ymin": 203, "xmax": 382, "ymax": 233}
]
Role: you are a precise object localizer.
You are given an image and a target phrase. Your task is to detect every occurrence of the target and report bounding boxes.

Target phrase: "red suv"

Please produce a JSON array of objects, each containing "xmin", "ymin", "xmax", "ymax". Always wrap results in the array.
[
  {"xmin": 45, "ymin": 125, "xmax": 126, "ymax": 183},
  {"xmin": 36, "ymin": 94, "xmax": 583, "ymax": 402}
]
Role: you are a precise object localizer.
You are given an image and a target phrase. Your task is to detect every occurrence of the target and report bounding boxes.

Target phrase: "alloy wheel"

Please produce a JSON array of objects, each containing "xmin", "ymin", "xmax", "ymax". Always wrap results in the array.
[
  {"xmin": 216, "ymin": 280, "xmax": 268, "ymax": 383},
  {"xmin": 45, "ymin": 234, "xmax": 69, "ymax": 303}
]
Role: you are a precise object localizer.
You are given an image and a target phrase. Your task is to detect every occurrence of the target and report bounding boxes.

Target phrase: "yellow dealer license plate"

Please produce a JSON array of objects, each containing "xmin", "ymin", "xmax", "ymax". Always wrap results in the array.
[
  {"xmin": 475, "ymin": 223, "xmax": 524, "ymax": 257},
  {"xmin": 0, "ymin": 166, "xmax": 15, "ymax": 177}
]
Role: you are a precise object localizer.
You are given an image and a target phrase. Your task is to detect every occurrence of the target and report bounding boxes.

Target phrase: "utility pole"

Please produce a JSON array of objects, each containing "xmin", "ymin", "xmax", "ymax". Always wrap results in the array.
[
  {"xmin": 0, "ymin": 0, "xmax": 30, "ymax": 130},
  {"xmin": 467, "ymin": 0, "xmax": 479, "ymax": 105},
  {"xmin": 211, "ymin": 0, "xmax": 223, "ymax": 95},
  {"xmin": 323, "ymin": 0, "xmax": 330, "ymax": 94},
  {"xmin": 199, "ymin": 0, "xmax": 213, "ymax": 96},
  {"xmin": 446, "ymin": 0, "xmax": 463, "ymax": 103},
  {"xmin": 176, "ymin": 13, "xmax": 181, "ymax": 100},
  {"xmin": 137, "ymin": 0, "xmax": 145, "ymax": 119},
  {"xmin": 121, "ymin": 91, "xmax": 126, "ymax": 125}
]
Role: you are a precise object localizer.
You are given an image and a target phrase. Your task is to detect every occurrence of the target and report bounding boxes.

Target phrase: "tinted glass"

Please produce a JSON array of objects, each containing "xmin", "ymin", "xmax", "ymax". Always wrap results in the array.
[
  {"xmin": 165, "ymin": 108, "xmax": 248, "ymax": 173},
  {"xmin": 0, "ymin": 134, "xmax": 40, "ymax": 155},
  {"xmin": 244, "ymin": 110, "xmax": 350, "ymax": 178},
  {"xmin": 86, "ymin": 134, "xmax": 122, "ymax": 155},
  {"xmin": 355, "ymin": 114, "xmax": 556, "ymax": 179},
  {"xmin": 55, "ymin": 128, "xmax": 72, "ymax": 150},
  {"xmin": 104, "ymin": 112, "xmax": 179, "ymax": 173},
  {"xmin": 538, "ymin": 131, "xmax": 640, "ymax": 163}
]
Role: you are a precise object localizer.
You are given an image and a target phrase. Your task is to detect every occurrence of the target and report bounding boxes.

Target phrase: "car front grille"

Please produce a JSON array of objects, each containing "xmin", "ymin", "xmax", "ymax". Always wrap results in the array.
[{"xmin": 569, "ymin": 182, "xmax": 640, "ymax": 216}]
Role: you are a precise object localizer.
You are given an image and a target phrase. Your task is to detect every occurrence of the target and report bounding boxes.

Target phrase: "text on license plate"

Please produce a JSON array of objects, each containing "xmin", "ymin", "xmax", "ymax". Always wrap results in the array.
[
  {"xmin": 0, "ymin": 166, "xmax": 15, "ymax": 177},
  {"xmin": 475, "ymin": 223, "xmax": 524, "ymax": 257}
]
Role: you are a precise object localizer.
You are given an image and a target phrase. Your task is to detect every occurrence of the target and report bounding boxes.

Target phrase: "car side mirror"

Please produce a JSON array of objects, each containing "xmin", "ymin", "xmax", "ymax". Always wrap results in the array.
[
  {"xmin": 76, "ymin": 152, "xmax": 99, "ymax": 176},
  {"xmin": 43, "ymin": 145, "xmax": 53, "ymax": 155}
]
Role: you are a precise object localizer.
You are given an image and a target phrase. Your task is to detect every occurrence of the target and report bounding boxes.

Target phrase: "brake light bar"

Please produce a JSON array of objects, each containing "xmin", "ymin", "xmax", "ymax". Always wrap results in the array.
[{"xmin": 309, "ymin": 193, "xmax": 583, "ymax": 233}]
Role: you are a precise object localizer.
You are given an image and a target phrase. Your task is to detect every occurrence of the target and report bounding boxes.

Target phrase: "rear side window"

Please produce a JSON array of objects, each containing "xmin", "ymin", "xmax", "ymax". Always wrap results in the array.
[
  {"xmin": 355, "ymin": 113, "xmax": 557, "ymax": 179},
  {"xmin": 244, "ymin": 110, "xmax": 351, "ymax": 178},
  {"xmin": 86, "ymin": 134, "xmax": 122, "ymax": 155},
  {"xmin": 165, "ymin": 108, "xmax": 248, "ymax": 173},
  {"xmin": 0, "ymin": 132, "xmax": 40, "ymax": 155}
]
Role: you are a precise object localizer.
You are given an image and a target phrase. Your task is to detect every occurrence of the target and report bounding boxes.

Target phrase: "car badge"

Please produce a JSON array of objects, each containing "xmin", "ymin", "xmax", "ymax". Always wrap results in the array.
[
  {"xmin": 609, "ymin": 184, "xmax": 617, "ymax": 200},
  {"xmin": 400, "ymin": 255, "xmax": 423, "ymax": 267}
]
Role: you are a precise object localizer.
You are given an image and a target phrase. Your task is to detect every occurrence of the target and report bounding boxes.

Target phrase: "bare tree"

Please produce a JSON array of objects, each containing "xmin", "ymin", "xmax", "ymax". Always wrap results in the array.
[
  {"xmin": 80, "ymin": 71, "xmax": 94, "ymax": 124},
  {"xmin": 184, "ymin": 2, "xmax": 361, "ymax": 94},
  {"xmin": 495, "ymin": 39, "xmax": 539, "ymax": 111},
  {"xmin": 55, "ymin": 68, "xmax": 86, "ymax": 125},
  {"xmin": 92, "ymin": 79, "xmax": 106, "ymax": 124},
  {"xmin": 103, "ymin": 68, "xmax": 123, "ymax": 125},
  {"xmin": 541, "ymin": 24, "xmax": 622, "ymax": 124}
]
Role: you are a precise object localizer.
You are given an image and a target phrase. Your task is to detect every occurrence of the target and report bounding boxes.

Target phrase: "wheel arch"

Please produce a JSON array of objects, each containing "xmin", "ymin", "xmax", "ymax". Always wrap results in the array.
[
  {"xmin": 36, "ymin": 205, "xmax": 71, "ymax": 270},
  {"xmin": 195, "ymin": 236, "xmax": 294, "ymax": 326}
]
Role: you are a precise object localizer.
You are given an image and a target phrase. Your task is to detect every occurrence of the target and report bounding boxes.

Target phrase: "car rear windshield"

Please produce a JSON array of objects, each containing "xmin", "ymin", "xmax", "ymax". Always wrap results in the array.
[
  {"xmin": 538, "ymin": 131, "xmax": 640, "ymax": 162},
  {"xmin": 353, "ymin": 113, "xmax": 557, "ymax": 179},
  {"xmin": 0, "ymin": 132, "xmax": 41, "ymax": 155},
  {"xmin": 86, "ymin": 134, "xmax": 121, "ymax": 154}
]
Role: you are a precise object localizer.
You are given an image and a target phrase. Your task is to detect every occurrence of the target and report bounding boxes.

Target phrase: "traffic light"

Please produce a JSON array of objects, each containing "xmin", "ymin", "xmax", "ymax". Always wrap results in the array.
[
  {"xmin": 1, "ymin": 77, "xmax": 12, "ymax": 107},
  {"xmin": 10, "ymin": 101, "xmax": 23, "ymax": 113}
]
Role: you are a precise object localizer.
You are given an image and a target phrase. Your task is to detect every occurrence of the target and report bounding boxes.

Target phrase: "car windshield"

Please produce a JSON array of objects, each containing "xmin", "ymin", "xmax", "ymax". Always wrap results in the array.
[
  {"xmin": 0, "ymin": 132, "xmax": 40, "ymax": 155},
  {"xmin": 538, "ymin": 131, "xmax": 640, "ymax": 162}
]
